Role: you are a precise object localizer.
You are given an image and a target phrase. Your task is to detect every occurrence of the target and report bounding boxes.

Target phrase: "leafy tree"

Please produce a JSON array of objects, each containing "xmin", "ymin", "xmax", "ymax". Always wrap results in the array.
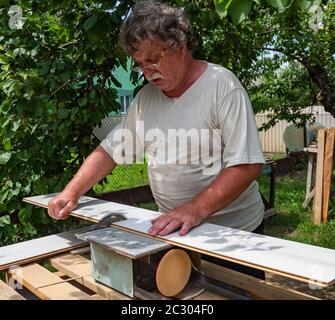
[
  {"xmin": 248, "ymin": 1, "xmax": 335, "ymax": 125},
  {"xmin": 172, "ymin": 0, "xmax": 334, "ymax": 124},
  {"xmin": 0, "ymin": 0, "xmax": 134, "ymax": 244}
]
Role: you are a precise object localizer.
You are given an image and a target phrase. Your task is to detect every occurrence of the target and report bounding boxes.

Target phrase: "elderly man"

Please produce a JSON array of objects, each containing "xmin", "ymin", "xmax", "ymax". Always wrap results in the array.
[{"xmin": 48, "ymin": 1, "xmax": 265, "ymax": 276}]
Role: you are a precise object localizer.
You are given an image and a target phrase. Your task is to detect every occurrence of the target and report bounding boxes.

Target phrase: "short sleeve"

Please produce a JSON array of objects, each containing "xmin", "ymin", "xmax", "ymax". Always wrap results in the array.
[
  {"xmin": 217, "ymin": 88, "xmax": 265, "ymax": 168},
  {"xmin": 100, "ymin": 96, "xmax": 144, "ymax": 165}
]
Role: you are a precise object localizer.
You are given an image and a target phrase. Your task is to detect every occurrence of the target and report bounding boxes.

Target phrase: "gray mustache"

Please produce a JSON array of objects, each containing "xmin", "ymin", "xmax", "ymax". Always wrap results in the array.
[{"xmin": 146, "ymin": 72, "xmax": 164, "ymax": 81}]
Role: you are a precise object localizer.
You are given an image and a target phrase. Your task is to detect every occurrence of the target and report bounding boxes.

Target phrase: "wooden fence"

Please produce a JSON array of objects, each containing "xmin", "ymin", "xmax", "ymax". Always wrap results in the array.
[{"xmin": 256, "ymin": 107, "xmax": 335, "ymax": 154}]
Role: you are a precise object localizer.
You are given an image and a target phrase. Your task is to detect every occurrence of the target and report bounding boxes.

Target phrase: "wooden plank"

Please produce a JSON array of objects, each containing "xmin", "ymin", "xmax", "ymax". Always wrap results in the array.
[
  {"xmin": 0, "ymin": 280, "xmax": 26, "ymax": 300},
  {"xmin": 49, "ymin": 254, "xmax": 130, "ymax": 300},
  {"xmin": 53, "ymin": 271, "xmax": 65, "ymax": 277},
  {"xmin": 200, "ymin": 261, "xmax": 319, "ymax": 300},
  {"xmin": 302, "ymin": 152, "xmax": 315, "ymax": 208},
  {"xmin": 313, "ymin": 128, "xmax": 326, "ymax": 224},
  {"xmin": 0, "ymin": 227, "xmax": 88, "ymax": 271},
  {"xmin": 24, "ymin": 194, "xmax": 335, "ymax": 287},
  {"xmin": 8, "ymin": 263, "xmax": 97, "ymax": 300},
  {"xmin": 322, "ymin": 128, "xmax": 335, "ymax": 222}
]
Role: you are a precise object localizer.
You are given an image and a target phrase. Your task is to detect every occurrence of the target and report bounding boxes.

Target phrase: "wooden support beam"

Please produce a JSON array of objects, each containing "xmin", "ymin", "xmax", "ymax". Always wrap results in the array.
[
  {"xmin": 302, "ymin": 152, "xmax": 316, "ymax": 209},
  {"xmin": 313, "ymin": 129, "xmax": 326, "ymax": 224},
  {"xmin": 201, "ymin": 260, "xmax": 319, "ymax": 300},
  {"xmin": 0, "ymin": 280, "xmax": 25, "ymax": 300},
  {"xmin": 322, "ymin": 128, "xmax": 335, "ymax": 222},
  {"xmin": 8, "ymin": 263, "xmax": 104, "ymax": 300}
]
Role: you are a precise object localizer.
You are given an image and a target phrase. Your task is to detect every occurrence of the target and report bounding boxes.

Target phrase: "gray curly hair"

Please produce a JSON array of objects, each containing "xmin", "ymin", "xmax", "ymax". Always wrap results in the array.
[{"xmin": 120, "ymin": 1, "xmax": 195, "ymax": 55}]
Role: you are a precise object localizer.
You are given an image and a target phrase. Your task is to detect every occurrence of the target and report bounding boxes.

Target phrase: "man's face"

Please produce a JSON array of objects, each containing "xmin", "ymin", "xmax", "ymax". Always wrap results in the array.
[{"xmin": 132, "ymin": 39, "xmax": 187, "ymax": 95}]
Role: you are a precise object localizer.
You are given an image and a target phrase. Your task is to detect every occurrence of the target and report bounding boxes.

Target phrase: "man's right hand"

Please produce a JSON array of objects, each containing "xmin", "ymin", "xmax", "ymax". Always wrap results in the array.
[
  {"xmin": 48, "ymin": 192, "xmax": 78, "ymax": 220},
  {"xmin": 47, "ymin": 146, "xmax": 116, "ymax": 220}
]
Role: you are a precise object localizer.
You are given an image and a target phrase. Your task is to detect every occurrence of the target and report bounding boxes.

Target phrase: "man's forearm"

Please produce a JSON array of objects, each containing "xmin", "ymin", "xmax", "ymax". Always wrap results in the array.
[
  {"xmin": 148, "ymin": 163, "xmax": 263, "ymax": 236},
  {"xmin": 192, "ymin": 163, "xmax": 262, "ymax": 219},
  {"xmin": 63, "ymin": 146, "xmax": 116, "ymax": 198}
]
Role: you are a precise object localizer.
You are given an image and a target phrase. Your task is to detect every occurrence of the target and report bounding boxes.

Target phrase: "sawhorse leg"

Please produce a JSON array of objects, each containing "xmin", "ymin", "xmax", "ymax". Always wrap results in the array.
[{"xmin": 302, "ymin": 153, "xmax": 315, "ymax": 208}]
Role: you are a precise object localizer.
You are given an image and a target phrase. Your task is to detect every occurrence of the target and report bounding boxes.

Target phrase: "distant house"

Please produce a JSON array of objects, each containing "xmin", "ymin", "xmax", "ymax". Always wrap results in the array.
[
  {"xmin": 93, "ymin": 59, "xmax": 142, "ymax": 141},
  {"xmin": 110, "ymin": 59, "xmax": 143, "ymax": 115}
]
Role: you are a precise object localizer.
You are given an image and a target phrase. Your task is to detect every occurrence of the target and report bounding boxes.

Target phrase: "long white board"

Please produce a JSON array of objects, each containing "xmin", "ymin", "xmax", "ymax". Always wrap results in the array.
[
  {"xmin": 24, "ymin": 194, "xmax": 335, "ymax": 286},
  {"xmin": 0, "ymin": 227, "xmax": 87, "ymax": 271}
]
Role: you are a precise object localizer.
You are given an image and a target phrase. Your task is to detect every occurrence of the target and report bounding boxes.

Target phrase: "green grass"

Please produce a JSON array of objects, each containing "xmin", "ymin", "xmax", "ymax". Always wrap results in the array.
[
  {"xmin": 137, "ymin": 202, "xmax": 159, "ymax": 211},
  {"xmin": 263, "ymin": 152, "xmax": 287, "ymax": 161},
  {"xmin": 259, "ymin": 173, "xmax": 335, "ymax": 249},
  {"xmin": 93, "ymin": 163, "xmax": 149, "ymax": 194}
]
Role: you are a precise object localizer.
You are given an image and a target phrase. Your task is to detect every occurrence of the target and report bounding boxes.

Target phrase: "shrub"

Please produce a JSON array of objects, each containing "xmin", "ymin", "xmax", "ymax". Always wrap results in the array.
[{"xmin": 0, "ymin": 0, "xmax": 133, "ymax": 244}]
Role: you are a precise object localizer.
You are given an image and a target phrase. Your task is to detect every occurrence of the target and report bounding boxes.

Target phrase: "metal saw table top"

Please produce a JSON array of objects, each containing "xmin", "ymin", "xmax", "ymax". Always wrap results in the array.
[{"xmin": 76, "ymin": 226, "xmax": 171, "ymax": 259}]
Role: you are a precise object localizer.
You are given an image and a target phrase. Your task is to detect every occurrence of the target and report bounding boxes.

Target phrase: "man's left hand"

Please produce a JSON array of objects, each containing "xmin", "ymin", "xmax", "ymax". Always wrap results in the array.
[{"xmin": 148, "ymin": 201, "xmax": 205, "ymax": 236}]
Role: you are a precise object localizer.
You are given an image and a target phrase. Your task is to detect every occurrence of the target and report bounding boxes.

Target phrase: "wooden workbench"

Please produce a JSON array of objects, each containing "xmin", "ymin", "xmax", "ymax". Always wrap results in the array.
[{"xmin": 1, "ymin": 251, "xmax": 319, "ymax": 300}]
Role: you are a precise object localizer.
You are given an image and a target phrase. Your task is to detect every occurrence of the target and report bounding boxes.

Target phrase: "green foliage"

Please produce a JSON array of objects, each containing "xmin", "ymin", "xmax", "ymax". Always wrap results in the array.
[
  {"xmin": 249, "ymin": 3, "xmax": 335, "ymax": 125},
  {"xmin": 213, "ymin": 0, "xmax": 324, "ymax": 23},
  {"xmin": 181, "ymin": 0, "xmax": 334, "ymax": 122},
  {"xmin": 214, "ymin": 0, "xmax": 252, "ymax": 24},
  {"xmin": 251, "ymin": 63, "xmax": 317, "ymax": 129},
  {"xmin": 0, "ymin": 0, "xmax": 134, "ymax": 244}
]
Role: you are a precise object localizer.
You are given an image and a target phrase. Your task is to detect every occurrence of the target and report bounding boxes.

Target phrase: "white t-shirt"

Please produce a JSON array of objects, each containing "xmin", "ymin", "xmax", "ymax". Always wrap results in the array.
[{"xmin": 101, "ymin": 63, "xmax": 265, "ymax": 231}]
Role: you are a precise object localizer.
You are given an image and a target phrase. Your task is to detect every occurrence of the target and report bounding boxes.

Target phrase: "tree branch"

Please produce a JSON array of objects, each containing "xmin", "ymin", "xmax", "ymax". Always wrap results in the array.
[
  {"xmin": 50, "ymin": 74, "xmax": 89, "ymax": 96},
  {"xmin": 253, "ymin": 47, "xmax": 304, "ymax": 64},
  {"xmin": 50, "ymin": 79, "xmax": 73, "ymax": 96},
  {"xmin": 301, "ymin": 58, "xmax": 335, "ymax": 117},
  {"xmin": 58, "ymin": 41, "xmax": 78, "ymax": 49}
]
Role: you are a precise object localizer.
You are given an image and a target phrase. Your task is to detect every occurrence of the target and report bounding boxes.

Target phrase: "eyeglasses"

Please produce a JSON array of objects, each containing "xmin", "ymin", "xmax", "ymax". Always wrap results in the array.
[{"xmin": 132, "ymin": 48, "xmax": 166, "ymax": 73}]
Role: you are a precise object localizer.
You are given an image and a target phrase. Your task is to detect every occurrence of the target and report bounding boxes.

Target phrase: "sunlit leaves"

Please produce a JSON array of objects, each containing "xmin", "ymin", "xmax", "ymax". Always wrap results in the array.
[
  {"xmin": 296, "ymin": 0, "xmax": 322, "ymax": 12},
  {"xmin": 213, "ymin": 0, "xmax": 324, "ymax": 24},
  {"xmin": 230, "ymin": 0, "xmax": 253, "ymax": 24},
  {"xmin": 0, "ymin": 151, "xmax": 11, "ymax": 165},
  {"xmin": 0, "ymin": 0, "xmax": 134, "ymax": 244},
  {"xmin": 214, "ymin": 0, "xmax": 232, "ymax": 18},
  {"xmin": 267, "ymin": 0, "xmax": 294, "ymax": 12}
]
